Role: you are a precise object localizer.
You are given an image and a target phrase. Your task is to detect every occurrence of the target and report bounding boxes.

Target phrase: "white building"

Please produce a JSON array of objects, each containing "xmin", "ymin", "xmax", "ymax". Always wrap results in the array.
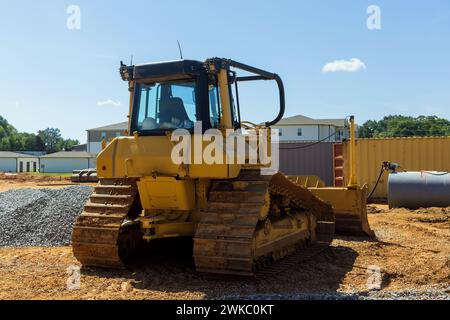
[
  {"xmin": 40, "ymin": 151, "xmax": 96, "ymax": 173},
  {"xmin": 271, "ymin": 115, "xmax": 348, "ymax": 142},
  {"xmin": 0, "ymin": 151, "xmax": 39, "ymax": 173}
]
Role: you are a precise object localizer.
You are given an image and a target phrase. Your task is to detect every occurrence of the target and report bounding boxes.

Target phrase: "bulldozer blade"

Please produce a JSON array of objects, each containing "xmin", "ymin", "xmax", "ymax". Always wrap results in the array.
[{"xmin": 307, "ymin": 185, "xmax": 374, "ymax": 236}]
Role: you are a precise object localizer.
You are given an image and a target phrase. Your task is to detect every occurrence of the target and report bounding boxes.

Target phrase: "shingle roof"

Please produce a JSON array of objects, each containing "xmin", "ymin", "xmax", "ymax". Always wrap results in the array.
[
  {"xmin": 273, "ymin": 115, "xmax": 346, "ymax": 127},
  {"xmin": 87, "ymin": 122, "xmax": 128, "ymax": 131},
  {"xmin": 316, "ymin": 118, "xmax": 347, "ymax": 127},
  {"xmin": 40, "ymin": 151, "xmax": 96, "ymax": 158},
  {"xmin": 0, "ymin": 151, "xmax": 37, "ymax": 158}
]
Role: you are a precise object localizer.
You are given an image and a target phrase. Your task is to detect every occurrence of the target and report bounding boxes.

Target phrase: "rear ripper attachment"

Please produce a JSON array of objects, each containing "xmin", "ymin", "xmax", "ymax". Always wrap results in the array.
[{"xmin": 193, "ymin": 170, "xmax": 335, "ymax": 276}]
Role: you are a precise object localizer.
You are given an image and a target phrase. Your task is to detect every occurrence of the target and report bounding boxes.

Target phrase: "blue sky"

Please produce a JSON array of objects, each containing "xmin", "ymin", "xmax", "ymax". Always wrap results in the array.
[{"xmin": 0, "ymin": 0, "xmax": 449, "ymax": 142}]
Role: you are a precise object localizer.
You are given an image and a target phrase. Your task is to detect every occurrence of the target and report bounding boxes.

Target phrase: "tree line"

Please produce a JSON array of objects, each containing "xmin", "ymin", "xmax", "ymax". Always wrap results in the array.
[
  {"xmin": 358, "ymin": 115, "xmax": 450, "ymax": 138},
  {"xmin": 0, "ymin": 116, "xmax": 79, "ymax": 153}
]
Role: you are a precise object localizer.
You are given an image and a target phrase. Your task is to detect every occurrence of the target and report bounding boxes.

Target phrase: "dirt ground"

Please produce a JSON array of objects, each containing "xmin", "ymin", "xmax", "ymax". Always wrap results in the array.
[
  {"xmin": 0, "ymin": 173, "xmax": 95, "ymax": 192},
  {"xmin": 0, "ymin": 177, "xmax": 448, "ymax": 300}
]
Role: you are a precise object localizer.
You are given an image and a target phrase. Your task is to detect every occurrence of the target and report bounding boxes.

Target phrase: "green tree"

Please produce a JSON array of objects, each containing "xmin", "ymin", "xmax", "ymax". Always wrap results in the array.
[
  {"xmin": 21, "ymin": 133, "xmax": 38, "ymax": 151},
  {"xmin": 38, "ymin": 128, "xmax": 63, "ymax": 153},
  {"xmin": 62, "ymin": 138, "xmax": 79, "ymax": 151},
  {"xmin": 358, "ymin": 115, "xmax": 450, "ymax": 138},
  {"xmin": 56, "ymin": 138, "xmax": 79, "ymax": 151},
  {"xmin": 35, "ymin": 135, "xmax": 45, "ymax": 151},
  {"xmin": 0, "ymin": 116, "xmax": 79, "ymax": 152},
  {"xmin": 0, "ymin": 126, "xmax": 6, "ymax": 139},
  {"xmin": 0, "ymin": 137, "xmax": 10, "ymax": 150}
]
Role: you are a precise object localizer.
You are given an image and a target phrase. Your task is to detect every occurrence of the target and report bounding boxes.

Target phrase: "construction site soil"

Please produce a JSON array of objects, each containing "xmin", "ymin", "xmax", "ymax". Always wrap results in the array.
[
  {"xmin": 0, "ymin": 176, "xmax": 448, "ymax": 300},
  {"xmin": 0, "ymin": 173, "xmax": 96, "ymax": 192}
]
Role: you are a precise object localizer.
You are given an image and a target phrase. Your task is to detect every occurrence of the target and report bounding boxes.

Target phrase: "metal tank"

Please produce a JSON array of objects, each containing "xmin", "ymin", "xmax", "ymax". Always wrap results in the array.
[{"xmin": 388, "ymin": 171, "xmax": 450, "ymax": 209}]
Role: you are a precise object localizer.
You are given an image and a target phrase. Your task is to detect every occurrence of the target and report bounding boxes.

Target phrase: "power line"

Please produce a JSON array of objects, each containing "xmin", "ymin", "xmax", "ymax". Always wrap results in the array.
[{"xmin": 278, "ymin": 131, "xmax": 339, "ymax": 150}]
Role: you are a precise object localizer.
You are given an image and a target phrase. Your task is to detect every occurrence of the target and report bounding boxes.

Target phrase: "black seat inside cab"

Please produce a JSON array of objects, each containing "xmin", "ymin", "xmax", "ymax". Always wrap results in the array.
[{"xmin": 159, "ymin": 97, "xmax": 190, "ymax": 123}]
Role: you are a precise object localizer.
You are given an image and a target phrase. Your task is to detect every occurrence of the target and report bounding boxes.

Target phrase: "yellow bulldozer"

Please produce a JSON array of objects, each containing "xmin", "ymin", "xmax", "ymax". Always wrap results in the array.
[{"xmin": 72, "ymin": 58, "xmax": 370, "ymax": 276}]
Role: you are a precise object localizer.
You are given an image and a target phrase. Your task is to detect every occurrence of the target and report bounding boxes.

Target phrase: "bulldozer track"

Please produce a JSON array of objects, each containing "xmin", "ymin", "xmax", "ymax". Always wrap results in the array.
[
  {"xmin": 202, "ymin": 241, "xmax": 331, "ymax": 282},
  {"xmin": 72, "ymin": 178, "xmax": 141, "ymax": 268},
  {"xmin": 254, "ymin": 242, "xmax": 330, "ymax": 280},
  {"xmin": 193, "ymin": 170, "xmax": 335, "ymax": 277},
  {"xmin": 73, "ymin": 172, "xmax": 335, "ymax": 277}
]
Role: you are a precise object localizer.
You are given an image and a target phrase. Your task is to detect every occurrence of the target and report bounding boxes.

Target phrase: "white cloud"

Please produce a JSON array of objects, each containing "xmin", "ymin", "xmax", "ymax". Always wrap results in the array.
[
  {"xmin": 322, "ymin": 58, "xmax": 367, "ymax": 73},
  {"xmin": 97, "ymin": 99, "xmax": 121, "ymax": 107}
]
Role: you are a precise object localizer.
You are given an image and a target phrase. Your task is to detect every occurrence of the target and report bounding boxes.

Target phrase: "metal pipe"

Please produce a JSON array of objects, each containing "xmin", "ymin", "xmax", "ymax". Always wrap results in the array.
[
  {"xmin": 348, "ymin": 116, "xmax": 358, "ymax": 187},
  {"xmin": 127, "ymin": 80, "xmax": 134, "ymax": 136},
  {"xmin": 217, "ymin": 68, "xmax": 233, "ymax": 129},
  {"xmin": 228, "ymin": 59, "xmax": 285, "ymax": 128}
]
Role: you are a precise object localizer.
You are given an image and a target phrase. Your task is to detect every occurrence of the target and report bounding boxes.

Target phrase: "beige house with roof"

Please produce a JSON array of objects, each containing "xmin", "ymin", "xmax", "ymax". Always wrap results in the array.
[
  {"xmin": 86, "ymin": 122, "xmax": 128, "ymax": 154},
  {"xmin": 272, "ymin": 115, "xmax": 349, "ymax": 142}
]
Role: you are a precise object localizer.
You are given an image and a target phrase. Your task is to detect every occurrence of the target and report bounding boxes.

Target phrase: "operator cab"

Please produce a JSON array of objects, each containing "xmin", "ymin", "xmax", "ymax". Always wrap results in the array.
[
  {"xmin": 120, "ymin": 58, "xmax": 285, "ymax": 136},
  {"xmin": 124, "ymin": 60, "xmax": 240, "ymax": 135}
]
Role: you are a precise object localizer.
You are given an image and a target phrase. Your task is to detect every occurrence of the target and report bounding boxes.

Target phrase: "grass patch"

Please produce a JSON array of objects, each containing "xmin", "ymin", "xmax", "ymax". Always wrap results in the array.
[{"xmin": 28, "ymin": 172, "xmax": 72, "ymax": 177}]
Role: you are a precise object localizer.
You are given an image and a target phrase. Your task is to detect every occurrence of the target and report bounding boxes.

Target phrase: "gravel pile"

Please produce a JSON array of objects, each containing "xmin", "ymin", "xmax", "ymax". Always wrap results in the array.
[{"xmin": 0, "ymin": 186, "xmax": 93, "ymax": 246}]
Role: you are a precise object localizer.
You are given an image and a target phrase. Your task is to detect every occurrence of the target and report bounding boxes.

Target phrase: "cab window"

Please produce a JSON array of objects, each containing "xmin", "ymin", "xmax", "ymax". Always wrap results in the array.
[{"xmin": 134, "ymin": 81, "xmax": 196, "ymax": 131}]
